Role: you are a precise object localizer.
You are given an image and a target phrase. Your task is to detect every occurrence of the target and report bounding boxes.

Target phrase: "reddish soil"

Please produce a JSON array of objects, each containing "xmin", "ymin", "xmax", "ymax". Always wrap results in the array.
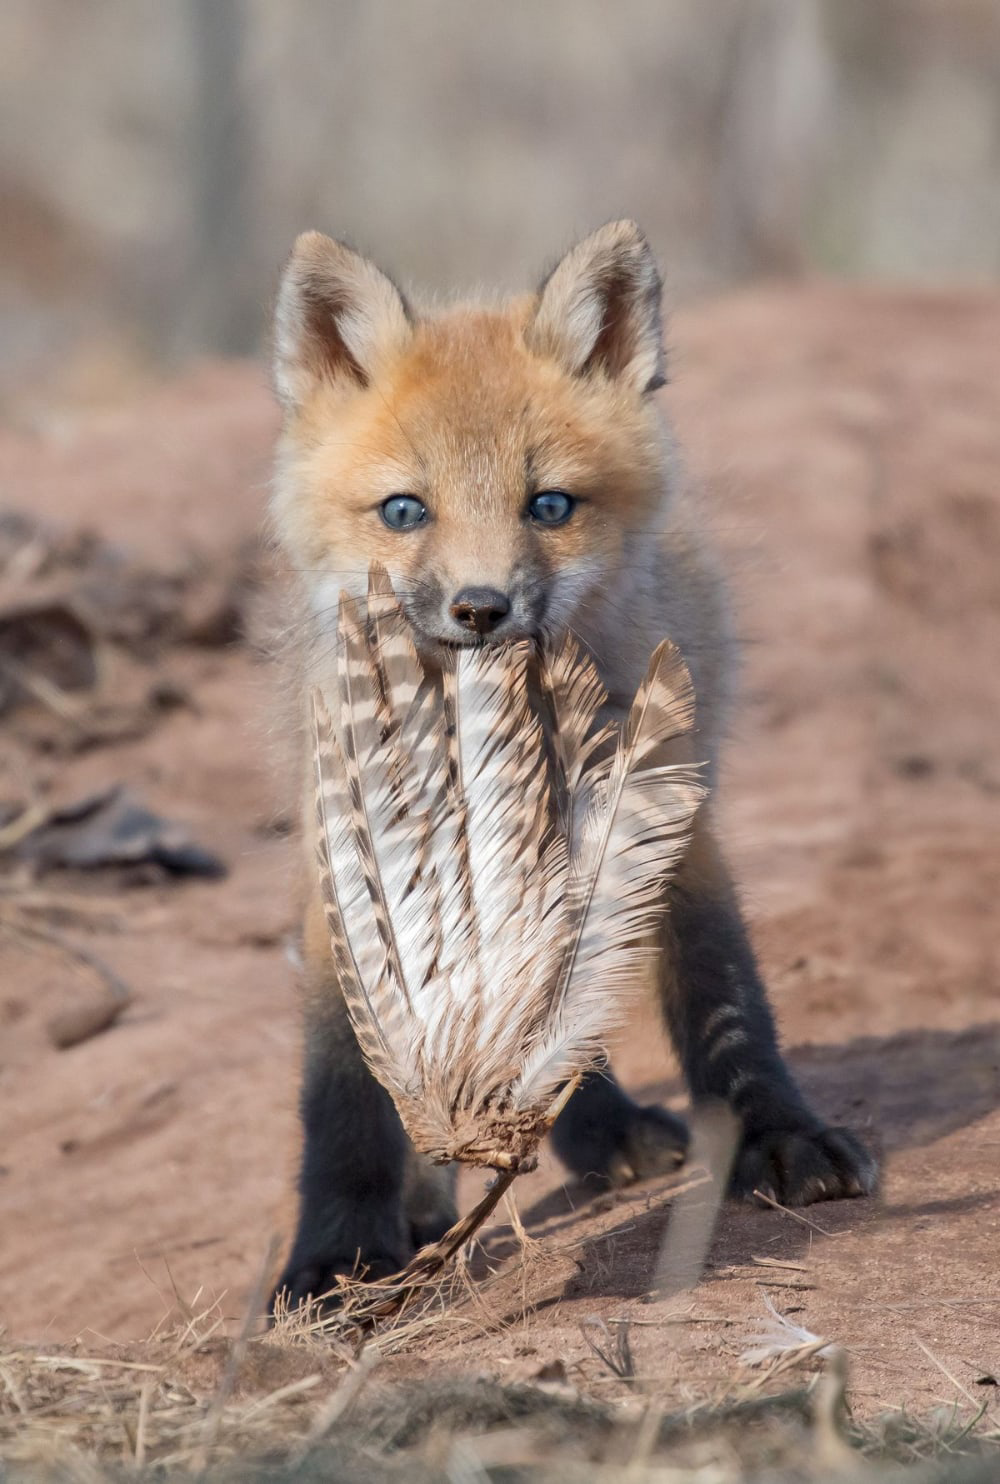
[{"xmin": 1, "ymin": 285, "xmax": 998, "ymax": 1423}]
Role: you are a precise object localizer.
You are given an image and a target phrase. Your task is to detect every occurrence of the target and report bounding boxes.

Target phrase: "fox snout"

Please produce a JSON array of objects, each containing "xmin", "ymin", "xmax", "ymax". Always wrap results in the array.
[
  {"xmin": 449, "ymin": 587, "xmax": 511, "ymax": 636},
  {"xmin": 404, "ymin": 574, "xmax": 545, "ymax": 650}
]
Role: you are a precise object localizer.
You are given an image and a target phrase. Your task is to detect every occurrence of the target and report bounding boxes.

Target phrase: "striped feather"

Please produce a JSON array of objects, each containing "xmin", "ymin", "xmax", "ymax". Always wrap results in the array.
[
  {"xmin": 514, "ymin": 640, "xmax": 704, "ymax": 1108},
  {"xmin": 335, "ymin": 594, "xmax": 440, "ymax": 1014},
  {"xmin": 534, "ymin": 635, "xmax": 614, "ymax": 850},
  {"xmin": 310, "ymin": 575, "xmax": 706, "ymax": 1170},
  {"xmin": 311, "ymin": 691, "xmax": 412, "ymax": 1095}
]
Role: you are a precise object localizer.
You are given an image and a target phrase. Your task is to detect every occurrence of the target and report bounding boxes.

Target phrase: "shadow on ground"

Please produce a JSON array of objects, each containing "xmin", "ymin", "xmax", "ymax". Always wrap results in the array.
[{"xmin": 484, "ymin": 1023, "xmax": 1000, "ymax": 1305}]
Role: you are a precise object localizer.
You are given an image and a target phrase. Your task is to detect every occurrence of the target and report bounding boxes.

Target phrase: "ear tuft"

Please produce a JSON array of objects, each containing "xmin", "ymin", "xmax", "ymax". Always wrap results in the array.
[
  {"xmin": 528, "ymin": 221, "xmax": 666, "ymax": 394},
  {"xmin": 273, "ymin": 233, "xmax": 413, "ymax": 411}
]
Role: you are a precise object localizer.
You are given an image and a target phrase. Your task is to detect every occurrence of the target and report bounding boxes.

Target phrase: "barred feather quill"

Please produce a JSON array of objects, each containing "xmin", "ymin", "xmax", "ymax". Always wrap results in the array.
[{"xmin": 312, "ymin": 567, "xmax": 706, "ymax": 1173}]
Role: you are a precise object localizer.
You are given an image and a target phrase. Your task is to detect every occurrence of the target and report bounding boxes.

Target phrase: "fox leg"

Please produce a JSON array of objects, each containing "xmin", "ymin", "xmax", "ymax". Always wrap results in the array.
[
  {"xmin": 658, "ymin": 813, "xmax": 877, "ymax": 1206},
  {"xmin": 273, "ymin": 895, "xmax": 457, "ymax": 1310}
]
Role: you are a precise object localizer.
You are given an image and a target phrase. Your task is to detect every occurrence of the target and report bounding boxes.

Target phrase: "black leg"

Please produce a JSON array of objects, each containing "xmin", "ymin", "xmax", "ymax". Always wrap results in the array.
[
  {"xmin": 660, "ymin": 827, "xmax": 877, "ymax": 1206},
  {"xmin": 273, "ymin": 997, "xmax": 412, "ymax": 1310},
  {"xmin": 551, "ymin": 1061, "xmax": 688, "ymax": 1187}
]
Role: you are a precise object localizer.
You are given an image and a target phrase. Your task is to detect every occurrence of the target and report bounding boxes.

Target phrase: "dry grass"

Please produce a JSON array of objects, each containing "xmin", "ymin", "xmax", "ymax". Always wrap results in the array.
[
  {"xmin": 4, "ymin": 1193, "xmax": 999, "ymax": 1482},
  {"xmin": 2, "ymin": 1072, "xmax": 995, "ymax": 1481},
  {"xmin": 3, "ymin": 1321, "xmax": 999, "ymax": 1482},
  {"xmin": 2, "ymin": 1053, "xmax": 996, "ymax": 1480}
]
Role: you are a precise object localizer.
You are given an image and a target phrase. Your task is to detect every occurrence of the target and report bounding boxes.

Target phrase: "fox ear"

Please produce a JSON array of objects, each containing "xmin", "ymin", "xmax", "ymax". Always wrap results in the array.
[
  {"xmin": 528, "ymin": 221, "xmax": 666, "ymax": 393},
  {"xmin": 273, "ymin": 233, "xmax": 414, "ymax": 410}
]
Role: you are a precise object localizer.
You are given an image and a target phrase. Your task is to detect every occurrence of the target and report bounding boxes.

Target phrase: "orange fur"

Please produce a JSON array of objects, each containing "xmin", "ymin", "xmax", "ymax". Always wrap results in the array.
[{"xmin": 272, "ymin": 224, "xmax": 731, "ymax": 772}]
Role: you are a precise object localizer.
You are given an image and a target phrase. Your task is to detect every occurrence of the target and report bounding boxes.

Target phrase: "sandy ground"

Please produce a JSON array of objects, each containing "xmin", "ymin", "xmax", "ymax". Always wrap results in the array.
[{"xmin": 1, "ymin": 285, "xmax": 998, "ymax": 1425}]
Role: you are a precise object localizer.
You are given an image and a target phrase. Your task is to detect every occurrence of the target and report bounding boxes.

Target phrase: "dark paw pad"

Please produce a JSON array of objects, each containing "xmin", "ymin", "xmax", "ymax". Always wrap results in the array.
[{"xmin": 733, "ymin": 1125, "xmax": 877, "ymax": 1207}]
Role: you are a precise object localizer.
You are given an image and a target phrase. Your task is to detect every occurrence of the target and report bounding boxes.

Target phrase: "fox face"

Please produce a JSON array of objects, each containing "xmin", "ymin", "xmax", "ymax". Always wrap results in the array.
[{"xmin": 272, "ymin": 222, "xmax": 672, "ymax": 662}]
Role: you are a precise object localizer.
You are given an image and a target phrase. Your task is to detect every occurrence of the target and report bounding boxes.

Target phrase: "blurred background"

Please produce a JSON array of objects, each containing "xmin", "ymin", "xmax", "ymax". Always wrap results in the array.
[{"xmin": 2, "ymin": 0, "xmax": 999, "ymax": 411}]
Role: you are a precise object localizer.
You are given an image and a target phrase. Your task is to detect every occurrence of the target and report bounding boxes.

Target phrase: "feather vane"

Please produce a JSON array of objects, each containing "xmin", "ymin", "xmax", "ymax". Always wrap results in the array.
[{"xmin": 312, "ymin": 568, "xmax": 706, "ymax": 1170}]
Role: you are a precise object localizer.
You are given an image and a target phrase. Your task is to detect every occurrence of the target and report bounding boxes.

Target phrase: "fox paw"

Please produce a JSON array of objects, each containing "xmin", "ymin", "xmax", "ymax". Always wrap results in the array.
[
  {"xmin": 271, "ymin": 1193, "xmax": 419, "ymax": 1316},
  {"xmin": 271, "ymin": 1247, "xmax": 407, "ymax": 1315},
  {"xmin": 553, "ymin": 1093, "xmax": 689, "ymax": 1188},
  {"xmin": 732, "ymin": 1124, "xmax": 877, "ymax": 1207},
  {"xmin": 271, "ymin": 1173, "xmax": 460, "ymax": 1317}
]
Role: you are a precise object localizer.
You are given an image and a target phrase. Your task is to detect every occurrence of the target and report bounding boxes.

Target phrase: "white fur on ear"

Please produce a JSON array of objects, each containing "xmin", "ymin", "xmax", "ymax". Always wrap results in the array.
[
  {"xmin": 528, "ymin": 221, "xmax": 666, "ymax": 394},
  {"xmin": 273, "ymin": 232, "xmax": 413, "ymax": 410}
]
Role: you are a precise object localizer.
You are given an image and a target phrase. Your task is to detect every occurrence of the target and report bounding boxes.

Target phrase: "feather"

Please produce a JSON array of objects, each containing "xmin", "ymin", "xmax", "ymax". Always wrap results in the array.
[
  {"xmin": 514, "ymin": 642, "xmax": 702, "ymax": 1110},
  {"xmin": 311, "ymin": 691, "xmax": 411, "ymax": 1096},
  {"xmin": 533, "ymin": 634, "xmax": 615, "ymax": 851},
  {"xmin": 311, "ymin": 575, "xmax": 707, "ymax": 1171}
]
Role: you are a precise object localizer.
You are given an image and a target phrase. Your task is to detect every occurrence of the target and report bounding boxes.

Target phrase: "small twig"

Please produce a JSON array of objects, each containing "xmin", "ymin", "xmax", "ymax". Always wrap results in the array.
[
  {"xmin": 0, "ymin": 885, "xmax": 126, "ymax": 928},
  {"xmin": 626, "ymin": 1398, "xmax": 664, "ymax": 1471},
  {"xmin": 2, "ymin": 906, "xmax": 131, "ymax": 1004},
  {"xmin": 134, "ymin": 1378, "xmax": 154, "ymax": 1469},
  {"xmin": 0, "ymin": 1360, "xmax": 28, "ymax": 1415},
  {"xmin": 159, "ymin": 1258, "xmax": 201, "ymax": 1328},
  {"xmin": 654, "ymin": 1103, "xmax": 740, "ymax": 1299},
  {"xmin": 168, "ymin": 1294, "xmax": 230, "ymax": 1357},
  {"xmin": 752, "ymin": 1188, "xmax": 838, "ymax": 1238},
  {"xmin": 0, "ymin": 651, "xmax": 91, "ymax": 725},
  {"xmin": 236, "ymin": 1372, "xmax": 322, "ymax": 1420},
  {"xmin": 810, "ymin": 1347, "xmax": 856, "ymax": 1468},
  {"xmin": 33, "ymin": 1355, "xmax": 164, "ymax": 1374},
  {"xmin": 914, "ymin": 1336, "xmax": 988, "ymax": 1412},
  {"xmin": 0, "ymin": 798, "xmax": 50, "ymax": 850},
  {"xmin": 848, "ymin": 1296, "xmax": 1000, "ymax": 1312},
  {"xmin": 288, "ymin": 1350, "xmax": 378, "ymax": 1463},
  {"xmin": 605, "ymin": 1313, "xmax": 739, "ymax": 1328}
]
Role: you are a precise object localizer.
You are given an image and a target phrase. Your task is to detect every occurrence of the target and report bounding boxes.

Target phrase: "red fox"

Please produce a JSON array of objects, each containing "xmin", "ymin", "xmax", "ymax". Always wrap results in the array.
[{"xmin": 269, "ymin": 222, "xmax": 876, "ymax": 1306}]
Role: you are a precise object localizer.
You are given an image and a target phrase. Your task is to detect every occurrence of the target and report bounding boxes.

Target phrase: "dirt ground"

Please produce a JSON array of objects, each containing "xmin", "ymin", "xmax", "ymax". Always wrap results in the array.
[{"xmin": 1, "ymin": 284, "xmax": 998, "ymax": 1435}]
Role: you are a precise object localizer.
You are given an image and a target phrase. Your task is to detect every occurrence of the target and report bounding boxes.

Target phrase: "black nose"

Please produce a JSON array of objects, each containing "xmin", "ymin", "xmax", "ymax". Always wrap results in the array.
[{"xmin": 449, "ymin": 586, "xmax": 511, "ymax": 635}]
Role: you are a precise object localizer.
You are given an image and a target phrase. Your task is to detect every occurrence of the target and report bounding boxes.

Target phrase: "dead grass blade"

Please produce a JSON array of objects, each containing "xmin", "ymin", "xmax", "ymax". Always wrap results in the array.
[
  {"xmin": 581, "ymin": 1317, "xmax": 636, "ymax": 1382},
  {"xmin": 189, "ymin": 1236, "xmax": 280, "ymax": 1474}
]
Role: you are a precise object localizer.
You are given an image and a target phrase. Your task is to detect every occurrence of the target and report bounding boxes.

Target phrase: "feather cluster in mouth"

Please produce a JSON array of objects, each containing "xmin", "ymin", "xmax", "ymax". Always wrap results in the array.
[{"xmin": 311, "ymin": 564, "xmax": 706, "ymax": 1173}]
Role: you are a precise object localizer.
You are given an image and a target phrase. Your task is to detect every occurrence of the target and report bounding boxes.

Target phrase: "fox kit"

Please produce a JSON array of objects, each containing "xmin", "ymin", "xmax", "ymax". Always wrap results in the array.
[{"xmin": 270, "ymin": 222, "xmax": 876, "ymax": 1306}]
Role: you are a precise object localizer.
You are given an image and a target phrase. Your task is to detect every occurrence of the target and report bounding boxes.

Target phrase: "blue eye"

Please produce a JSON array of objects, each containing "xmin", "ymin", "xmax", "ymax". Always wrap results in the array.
[
  {"xmin": 380, "ymin": 495, "xmax": 427, "ymax": 531},
  {"xmin": 528, "ymin": 490, "xmax": 575, "ymax": 526}
]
